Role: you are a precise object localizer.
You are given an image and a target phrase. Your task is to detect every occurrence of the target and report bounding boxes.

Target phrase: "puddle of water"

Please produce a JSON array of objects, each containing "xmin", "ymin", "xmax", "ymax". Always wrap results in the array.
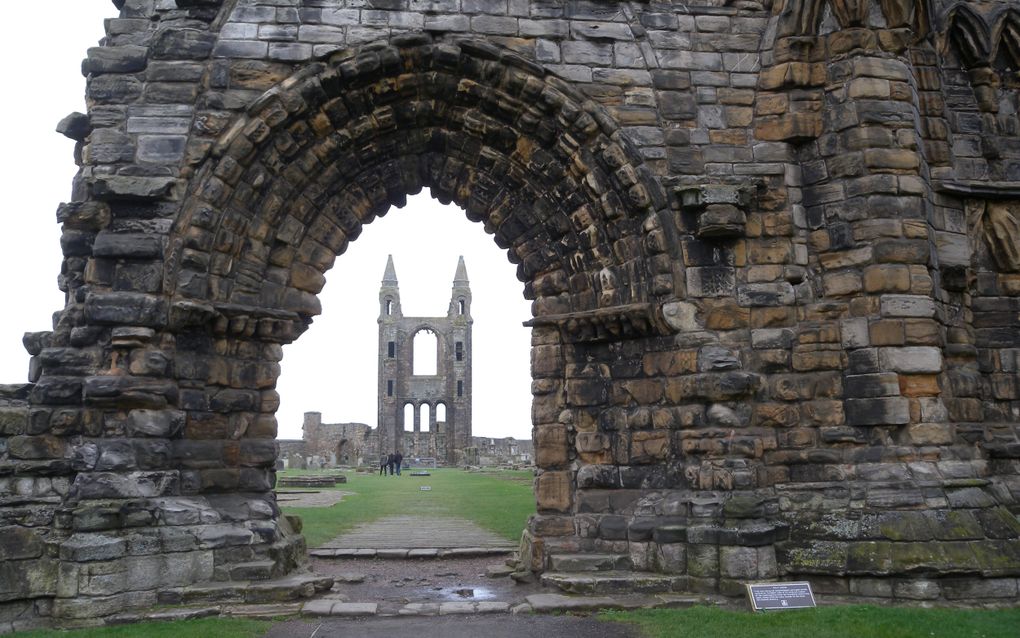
[{"xmin": 436, "ymin": 586, "xmax": 495, "ymax": 601}]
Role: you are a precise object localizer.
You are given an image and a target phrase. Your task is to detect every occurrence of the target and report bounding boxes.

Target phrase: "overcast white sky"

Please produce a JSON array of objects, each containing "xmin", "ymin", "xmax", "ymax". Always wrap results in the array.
[{"xmin": 0, "ymin": 2, "xmax": 534, "ymax": 442}]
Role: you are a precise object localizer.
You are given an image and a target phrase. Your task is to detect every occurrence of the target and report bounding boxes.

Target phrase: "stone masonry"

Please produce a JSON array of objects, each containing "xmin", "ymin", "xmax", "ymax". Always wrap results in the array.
[
  {"xmin": 464, "ymin": 436, "xmax": 534, "ymax": 466},
  {"xmin": 0, "ymin": 0, "xmax": 1019, "ymax": 629},
  {"xmin": 299, "ymin": 411, "xmax": 377, "ymax": 466}
]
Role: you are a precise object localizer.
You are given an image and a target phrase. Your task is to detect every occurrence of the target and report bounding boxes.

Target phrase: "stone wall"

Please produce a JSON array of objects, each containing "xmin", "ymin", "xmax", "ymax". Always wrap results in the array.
[
  {"xmin": 465, "ymin": 436, "xmax": 534, "ymax": 466},
  {"xmin": 0, "ymin": 0, "xmax": 1019, "ymax": 628},
  {"xmin": 301, "ymin": 412, "xmax": 376, "ymax": 466}
]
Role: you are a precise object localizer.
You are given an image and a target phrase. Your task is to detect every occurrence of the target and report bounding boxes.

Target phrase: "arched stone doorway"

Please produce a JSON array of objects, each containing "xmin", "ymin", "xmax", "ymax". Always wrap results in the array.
[
  {"xmin": 159, "ymin": 31, "xmax": 674, "ymax": 579},
  {"xmin": 4, "ymin": 32, "xmax": 675, "ymax": 622},
  {"xmin": 4, "ymin": 0, "xmax": 1020, "ymax": 625}
]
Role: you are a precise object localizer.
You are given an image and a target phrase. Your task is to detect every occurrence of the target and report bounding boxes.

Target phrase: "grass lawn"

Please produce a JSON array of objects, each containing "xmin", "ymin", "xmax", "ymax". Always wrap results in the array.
[
  {"xmin": 601, "ymin": 605, "xmax": 1020, "ymax": 638},
  {"xmin": 279, "ymin": 467, "xmax": 535, "ymax": 547},
  {"xmin": 14, "ymin": 618, "xmax": 269, "ymax": 638},
  {"xmin": 17, "ymin": 604, "xmax": 1020, "ymax": 638}
]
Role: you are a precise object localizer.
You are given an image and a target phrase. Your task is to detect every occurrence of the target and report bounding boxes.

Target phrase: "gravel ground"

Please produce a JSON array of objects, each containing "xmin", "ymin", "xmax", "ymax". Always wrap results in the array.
[{"xmin": 310, "ymin": 554, "xmax": 542, "ymax": 607}]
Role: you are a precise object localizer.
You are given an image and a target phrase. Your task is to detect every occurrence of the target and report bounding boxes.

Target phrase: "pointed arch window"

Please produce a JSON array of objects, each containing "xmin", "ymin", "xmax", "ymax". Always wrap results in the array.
[{"xmin": 412, "ymin": 329, "xmax": 438, "ymax": 376}]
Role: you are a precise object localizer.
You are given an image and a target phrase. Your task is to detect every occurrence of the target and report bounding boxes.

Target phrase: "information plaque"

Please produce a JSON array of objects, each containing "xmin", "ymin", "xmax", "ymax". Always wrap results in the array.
[
  {"xmin": 746, "ymin": 582, "xmax": 816, "ymax": 611},
  {"xmin": 419, "ymin": 486, "xmax": 432, "ymax": 491}
]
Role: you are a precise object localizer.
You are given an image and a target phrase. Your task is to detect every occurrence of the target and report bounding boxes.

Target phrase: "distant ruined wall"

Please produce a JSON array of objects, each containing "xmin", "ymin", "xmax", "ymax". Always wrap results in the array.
[
  {"xmin": 467, "ymin": 436, "xmax": 534, "ymax": 465},
  {"xmin": 301, "ymin": 411, "xmax": 376, "ymax": 466},
  {"xmin": 0, "ymin": 0, "xmax": 1019, "ymax": 628}
]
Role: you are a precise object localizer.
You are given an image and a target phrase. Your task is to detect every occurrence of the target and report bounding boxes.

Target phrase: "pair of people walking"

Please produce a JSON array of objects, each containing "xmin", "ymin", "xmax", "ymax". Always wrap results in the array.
[{"xmin": 379, "ymin": 451, "xmax": 403, "ymax": 476}]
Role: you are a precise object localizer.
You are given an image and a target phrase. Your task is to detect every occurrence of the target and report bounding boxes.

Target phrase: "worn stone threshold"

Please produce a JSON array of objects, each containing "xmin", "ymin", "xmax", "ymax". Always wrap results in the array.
[
  {"xmin": 74, "ymin": 587, "xmax": 1020, "ymax": 629},
  {"xmin": 541, "ymin": 570, "xmax": 689, "ymax": 595},
  {"xmin": 310, "ymin": 547, "xmax": 515, "ymax": 559},
  {"xmin": 101, "ymin": 590, "xmax": 719, "ymax": 625},
  {"xmin": 156, "ymin": 573, "xmax": 335, "ymax": 606}
]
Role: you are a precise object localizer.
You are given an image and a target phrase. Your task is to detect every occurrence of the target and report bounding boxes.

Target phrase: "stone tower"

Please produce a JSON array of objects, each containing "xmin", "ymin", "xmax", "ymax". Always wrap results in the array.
[{"xmin": 377, "ymin": 255, "xmax": 472, "ymax": 464}]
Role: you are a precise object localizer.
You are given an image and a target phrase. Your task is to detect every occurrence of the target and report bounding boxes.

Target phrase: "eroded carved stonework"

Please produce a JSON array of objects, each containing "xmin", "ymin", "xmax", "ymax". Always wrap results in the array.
[
  {"xmin": 969, "ymin": 199, "xmax": 1020, "ymax": 272},
  {"xmin": 776, "ymin": 0, "xmax": 930, "ymax": 37}
]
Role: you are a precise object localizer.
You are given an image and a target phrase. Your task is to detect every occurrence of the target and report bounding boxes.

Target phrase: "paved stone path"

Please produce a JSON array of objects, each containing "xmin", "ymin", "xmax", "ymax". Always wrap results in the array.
[
  {"xmin": 318, "ymin": 516, "xmax": 517, "ymax": 551},
  {"xmin": 275, "ymin": 490, "xmax": 352, "ymax": 508}
]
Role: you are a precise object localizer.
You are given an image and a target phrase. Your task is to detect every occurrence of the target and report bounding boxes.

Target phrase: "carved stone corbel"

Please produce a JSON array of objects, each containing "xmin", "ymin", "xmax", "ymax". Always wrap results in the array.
[{"xmin": 677, "ymin": 185, "xmax": 754, "ymax": 240}]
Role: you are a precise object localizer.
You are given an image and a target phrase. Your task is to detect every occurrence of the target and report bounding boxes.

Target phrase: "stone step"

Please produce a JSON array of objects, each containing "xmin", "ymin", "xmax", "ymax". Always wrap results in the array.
[
  {"xmin": 540, "ymin": 571, "xmax": 686, "ymax": 596},
  {"xmin": 310, "ymin": 547, "xmax": 514, "ymax": 559},
  {"xmin": 228, "ymin": 560, "xmax": 277, "ymax": 581},
  {"xmin": 548, "ymin": 553, "xmax": 633, "ymax": 572},
  {"xmin": 157, "ymin": 574, "xmax": 334, "ymax": 606},
  {"xmin": 524, "ymin": 592, "xmax": 720, "ymax": 614}
]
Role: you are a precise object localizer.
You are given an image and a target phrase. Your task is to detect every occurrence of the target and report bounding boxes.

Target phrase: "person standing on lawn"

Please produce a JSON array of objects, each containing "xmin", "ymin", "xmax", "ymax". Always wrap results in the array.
[
  {"xmin": 379, "ymin": 454, "xmax": 389, "ymax": 476},
  {"xmin": 393, "ymin": 451, "xmax": 404, "ymax": 476},
  {"xmin": 386, "ymin": 453, "xmax": 396, "ymax": 476}
]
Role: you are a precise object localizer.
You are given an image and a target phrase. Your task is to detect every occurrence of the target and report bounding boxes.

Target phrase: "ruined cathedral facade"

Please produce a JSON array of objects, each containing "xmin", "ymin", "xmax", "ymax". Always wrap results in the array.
[
  {"xmin": 3, "ymin": 0, "xmax": 1020, "ymax": 628},
  {"xmin": 377, "ymin": 256, "xmax": 473, "ymax": 464}
]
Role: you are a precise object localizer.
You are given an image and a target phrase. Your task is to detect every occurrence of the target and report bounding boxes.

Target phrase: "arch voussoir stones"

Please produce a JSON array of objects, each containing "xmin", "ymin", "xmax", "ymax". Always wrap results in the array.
[{"xmin": 3, "ymin": 0, "xmax": 1020, "ymax": 628}]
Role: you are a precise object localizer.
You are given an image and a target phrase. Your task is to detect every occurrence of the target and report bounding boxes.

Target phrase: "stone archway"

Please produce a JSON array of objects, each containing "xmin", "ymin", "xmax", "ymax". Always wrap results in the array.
[
  {"xmin": 157, "ymin": 31, "xmax": 675, "ymax": 579},
  {"xmin": 5, "ymin": 0, "xmax": 1020, "ymax": 627},
  {"xmin": 2, "ymin": 33, "xmax": 676, "ymax": 622}
]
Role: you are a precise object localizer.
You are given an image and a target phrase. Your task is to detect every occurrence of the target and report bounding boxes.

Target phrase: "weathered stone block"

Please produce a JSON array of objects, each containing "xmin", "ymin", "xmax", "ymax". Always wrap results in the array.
[
  {"xmin": 880, "ymin": 295, "xmax": 936, "ymax": 318},
  {"xmin": 536, "ymin": 472, "xmax": 572, "ymax": 512},
  {"xmin": 686, "ymin": 544, "xmax": 719, "ymax": 579},
  {"xmin": 844, "ymin": 373, "xmax": 900, "ymax": 398},
  {"xmin": 878, "ymin": 347, "xmax": 942, "ymax": 374},
  {"xmin": 83, "ymin": 46, "xmax": 148, "ymax": 75},
  {"xmin": 845, "ymin": 397, "xmax": 910, "ymax": 425},
  {"xmin": 719, "ymin": 546, "xmax": 759, "ymax": 579},
  {"xmin": 576, "ymin": 465, "xmax": 619, "ymax": 489},
  {"xmin": 84, "ymin": 293, "xmax": 167, "ymax": 328}
]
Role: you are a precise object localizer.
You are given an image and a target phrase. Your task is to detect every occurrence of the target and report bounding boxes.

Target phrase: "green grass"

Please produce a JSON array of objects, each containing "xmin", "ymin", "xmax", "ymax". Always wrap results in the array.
[
  {"xmin": 15, "ymin": 618, "xmax": 269, "ymax": 638},
  {"xmin": 280, "ymin": 467, "xmax": 535, "ymax": 547},
  {"xmin": 601, "ymin": 605, "xmax": 1020, "ymax": 638}
]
